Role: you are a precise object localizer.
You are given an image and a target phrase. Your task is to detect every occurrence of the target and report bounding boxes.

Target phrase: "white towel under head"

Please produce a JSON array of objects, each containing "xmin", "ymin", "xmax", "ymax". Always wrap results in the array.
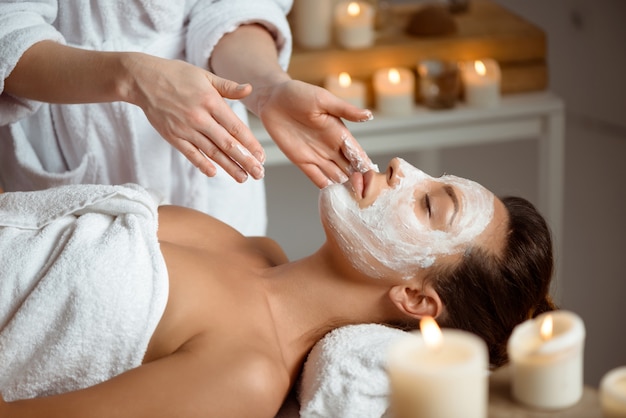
[
  {"xmin": 0, "ymin": 184, "xmax": 169, "ymax": 401},
  {"xmin": 298, "ymin": 324, "xmax": 408, "ymax": 418}
]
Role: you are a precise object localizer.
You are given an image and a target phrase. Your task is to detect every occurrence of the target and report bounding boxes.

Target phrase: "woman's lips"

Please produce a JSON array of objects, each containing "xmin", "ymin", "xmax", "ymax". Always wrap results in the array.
[{"xmin": 348, "ymin": 170, "xmax": 374, "ymax": 199}]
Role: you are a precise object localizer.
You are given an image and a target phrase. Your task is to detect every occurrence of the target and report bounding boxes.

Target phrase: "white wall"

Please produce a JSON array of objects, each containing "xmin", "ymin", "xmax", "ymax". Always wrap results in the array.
[{"xmin": 266, "ymin": 0, "xmax": 626, "ymax": 386}]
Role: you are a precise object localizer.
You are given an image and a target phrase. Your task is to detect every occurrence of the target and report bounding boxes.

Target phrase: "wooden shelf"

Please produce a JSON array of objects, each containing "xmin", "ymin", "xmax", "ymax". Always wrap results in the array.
[{"xmin": 287, "ymin": 0, "xmax": 547, "ymax": 96}]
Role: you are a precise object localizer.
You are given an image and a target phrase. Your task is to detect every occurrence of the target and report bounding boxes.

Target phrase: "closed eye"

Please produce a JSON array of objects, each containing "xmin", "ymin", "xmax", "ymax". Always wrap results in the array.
[{"xmin": 424, "ymin": 193, "xmax": 431, "ymax": 218}]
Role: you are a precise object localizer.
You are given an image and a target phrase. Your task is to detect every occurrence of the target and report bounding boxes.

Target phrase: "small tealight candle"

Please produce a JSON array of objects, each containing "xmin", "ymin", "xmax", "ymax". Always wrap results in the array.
[
  {"xmin": 507, "ymin": 310, "xmax": 586, "ymax": 410},
  {"xmin": 600, "ymin": 366, "xmax": 626, "ymax": 417},
  {"xmin": 373, "ymin": 67, "xmax": 415, "ymax": 116},
  {"xmin": 387, "ymin": 317, "xmax": 489, "ymax": 418},
  {"xmin": 334, "ymin": 1, "xmax": 375, "ymax": 49},
  {"xmin": 324, "ymin": 72, "xmax": 367, "ymax": 108},
  {"xmin": 459, "ymin": 59, "xmax": 501, "ymax": 107}
]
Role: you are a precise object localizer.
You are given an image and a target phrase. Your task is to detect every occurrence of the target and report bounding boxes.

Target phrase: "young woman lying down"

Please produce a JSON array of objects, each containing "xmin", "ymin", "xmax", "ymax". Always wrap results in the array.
[{"xmin": 0, "ymin": 158, "xmax": 555, "ymax": 418}]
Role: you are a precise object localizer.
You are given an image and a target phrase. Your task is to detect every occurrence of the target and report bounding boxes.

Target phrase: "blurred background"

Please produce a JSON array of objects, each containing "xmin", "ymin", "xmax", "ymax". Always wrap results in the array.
[{"xmin": 264, "ymin": 0, "xmax": 626, "ymax": 387}]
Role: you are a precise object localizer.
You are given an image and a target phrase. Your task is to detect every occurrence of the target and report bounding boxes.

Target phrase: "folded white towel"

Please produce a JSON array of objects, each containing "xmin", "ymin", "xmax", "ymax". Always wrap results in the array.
[
  {"xmin": 0, "ymin": 184, "xmax": 169, "ymax": 401},
  {"xmin": 298, "ymin": 324, "xmax": 408, "ymax": 418}
]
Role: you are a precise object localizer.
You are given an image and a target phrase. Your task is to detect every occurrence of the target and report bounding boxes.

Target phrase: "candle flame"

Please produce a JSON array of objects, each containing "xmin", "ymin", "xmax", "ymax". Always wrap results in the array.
[
  {"xmin": 338, "ymin": 72, "xmax": 352, "ymax": 88},
  {"xmin": 540, "ymin": 315, "xmax": 553, "ymax": 341},
  {"xmin": 347, "ymin": 2, "xmax": 361, "ymax": 16},
  {"xmin": 474, "ymin": 60, "xmax": 487, "ymax": 76},
  {"xmin": 420, "ymin": 316, "xmax": 443, "ymax": 349},
  {"xmin": 388, "ymin": 68, "xmax": 401, "ymax": 85}
]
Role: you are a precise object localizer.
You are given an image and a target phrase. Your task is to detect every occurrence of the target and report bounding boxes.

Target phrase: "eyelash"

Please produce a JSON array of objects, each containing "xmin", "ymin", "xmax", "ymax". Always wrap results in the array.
[{"xmin": 425, "ymin": 194, "xmax": 431, "ymax": 218}]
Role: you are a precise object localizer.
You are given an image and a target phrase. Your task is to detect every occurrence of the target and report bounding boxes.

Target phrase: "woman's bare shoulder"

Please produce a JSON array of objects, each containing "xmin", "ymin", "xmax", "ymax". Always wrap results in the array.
[
  {"xmin": 157, "ymin": 205, "xmax": 244, "ymax": 246},
  {"xmin": 157, "ymin": 205, "xmax": 288, "ymax": 265}
]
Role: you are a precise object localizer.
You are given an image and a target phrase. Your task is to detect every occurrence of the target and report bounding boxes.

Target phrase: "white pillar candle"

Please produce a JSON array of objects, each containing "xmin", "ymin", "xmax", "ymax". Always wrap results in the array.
[
  {"xmin": 334, "ymin": 1, "xmax": 375, "ymax": 50},
  {"xmin": 373, "ymin": 67, "xmax": 415, "ymax": 116},
  {"xmin": 324, "ymin": 72, "xmax": 367, "ymax": 108},
  {"xmin": 600, "ymin": 366, "xmax": 626, "ymax": 418},
  {"xmin": 292, "ymin": 0, "xmax": 333, "ymax": 49},
  {"xmin": 459, "ymin": 59, "xmax": 501, "ymax": 108},
  {"xmin": 507, "ymin": 310, "xmax": 586, "ymax": 410},
  {"xmin": 387, "ymin": 317, "xmax": 489, "ymax": 418}
]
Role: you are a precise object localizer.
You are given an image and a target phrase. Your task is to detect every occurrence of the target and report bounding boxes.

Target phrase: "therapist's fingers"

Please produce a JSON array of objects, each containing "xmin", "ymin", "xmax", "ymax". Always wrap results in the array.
[
  {"xmin": 190, "ymin": 121, "xmax": 266, "ymax": 183},
  {"xmin": 207, "ymin": 73, "xmax": 267, "ymax": 164},
  {"xmin": 301, "ymin": 155, "xmax": 353, "ymax": 189},
  {"xmin": 201, "ymin": 113, "xmax": 264, "ymax": 178},
  {"xmin": 210, "ymin": 75, "xmax": 254, "ymax": 101},
  {"xmin": 317, "ymin": 92, "xmax": 376, "ymax": 173},
  {"xmin": 170, "ymin": 136, "xmax": 218, "ymax": 177},
  {"xmin": 323, "ymin": 92, "xmax": 375, "ymax": 124},
  {"xmin": 340, "ymin": 132, "xmax": 378, "ymax": 173},
  {"xmin": 300, "ymin": 163, "xmax": 337, "ymax": 189}
]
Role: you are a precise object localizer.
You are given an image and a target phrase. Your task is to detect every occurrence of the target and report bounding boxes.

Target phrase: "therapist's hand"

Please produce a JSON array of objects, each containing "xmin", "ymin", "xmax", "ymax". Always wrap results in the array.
[
  {"xmin": 256, "ymin": 79, "xmax": 376, "ymax": 188},
  {"xmin": 126, "ymin": 54, "xmax": 266, "ymax": 183}
]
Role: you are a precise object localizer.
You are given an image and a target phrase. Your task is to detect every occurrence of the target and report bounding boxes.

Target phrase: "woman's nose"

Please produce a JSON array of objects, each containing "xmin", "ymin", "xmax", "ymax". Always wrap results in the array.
[{"xmin": 386, "ymin": 158, "xmax": 403, "ymax": 186}]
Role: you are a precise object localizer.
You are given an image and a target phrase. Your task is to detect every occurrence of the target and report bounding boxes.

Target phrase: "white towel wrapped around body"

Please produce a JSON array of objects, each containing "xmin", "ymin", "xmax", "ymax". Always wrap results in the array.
[
  {"xmin": 0, "ymin": 184, "xmax": 169, "ymax": 401},
  {"xmin": 298, "ymin": 324, "xmax": 408, "ymax": 418}
]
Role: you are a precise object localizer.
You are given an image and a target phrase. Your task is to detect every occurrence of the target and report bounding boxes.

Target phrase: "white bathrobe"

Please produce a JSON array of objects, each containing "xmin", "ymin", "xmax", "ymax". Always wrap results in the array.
[{"xmin": 0, "ymin": 0, "xmax": 293, "ymax": 236}]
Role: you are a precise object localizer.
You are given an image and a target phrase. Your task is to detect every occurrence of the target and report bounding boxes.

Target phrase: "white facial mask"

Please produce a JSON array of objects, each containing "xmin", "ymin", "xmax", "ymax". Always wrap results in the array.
[{"xmin": 319, "ymin": 159, "xmax": 495, "ymax": 279}]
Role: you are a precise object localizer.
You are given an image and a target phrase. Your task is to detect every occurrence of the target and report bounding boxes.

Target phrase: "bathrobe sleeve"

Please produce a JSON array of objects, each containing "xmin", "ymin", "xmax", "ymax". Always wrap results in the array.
[
  {"xmin": 186, "ymin": 0, "xmax": 293, "ymax": 72},
  {"xmin": 0, "ymin": 1, "xmax": 65, "ymax": 125}
]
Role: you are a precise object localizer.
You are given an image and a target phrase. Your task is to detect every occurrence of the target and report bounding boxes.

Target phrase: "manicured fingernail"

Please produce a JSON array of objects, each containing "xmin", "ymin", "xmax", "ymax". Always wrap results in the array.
[
  {"xmin": 251, "ymin": 165, "xmax": 265, "ymax": 179},
  {"xmin": 254, "ymin": 151, "xmax": 266, "ymax": 164},
  {"xmin": 237, "ymin": 172, "xmax": 249, "ymax": 183},
  {"xmin": 359, "ymin": 110, "xmax": 374, "ymax": 122}
]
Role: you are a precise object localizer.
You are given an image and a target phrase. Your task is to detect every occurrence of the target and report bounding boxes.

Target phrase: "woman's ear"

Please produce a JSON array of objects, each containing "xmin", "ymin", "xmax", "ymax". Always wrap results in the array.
[{"xmin": 389, "ymin": 283, "xmax": 443, "ymax": 320}]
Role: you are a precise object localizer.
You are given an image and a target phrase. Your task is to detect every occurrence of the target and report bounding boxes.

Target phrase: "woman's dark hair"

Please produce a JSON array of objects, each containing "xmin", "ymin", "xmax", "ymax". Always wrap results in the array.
[{"xmin": 428, "ymin": 196, "xmax": 557, "ymax": 368}]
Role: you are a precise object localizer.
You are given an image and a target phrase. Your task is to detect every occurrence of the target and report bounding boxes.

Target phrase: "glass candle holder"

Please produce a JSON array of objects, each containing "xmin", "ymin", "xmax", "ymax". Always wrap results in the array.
[{"xmin": 416, "ymin": 59, "xmax": 460, "ymax": 110}]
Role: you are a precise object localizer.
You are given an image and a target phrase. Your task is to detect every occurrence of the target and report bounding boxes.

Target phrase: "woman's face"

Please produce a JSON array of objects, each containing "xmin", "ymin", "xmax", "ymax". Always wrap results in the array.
[{"xmin": 319, "ymin": 158, "xmax": 506, "ymax": 279}]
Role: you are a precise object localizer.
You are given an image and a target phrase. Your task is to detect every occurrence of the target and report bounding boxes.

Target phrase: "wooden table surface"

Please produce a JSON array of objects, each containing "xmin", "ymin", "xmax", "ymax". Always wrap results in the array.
[{"xmin": 489, "ymin": 366, "xmax": 603, "ymax": 418}]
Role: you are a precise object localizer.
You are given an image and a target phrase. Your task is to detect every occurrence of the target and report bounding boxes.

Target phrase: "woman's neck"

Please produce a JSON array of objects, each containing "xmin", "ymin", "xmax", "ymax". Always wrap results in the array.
[{"xmin": 261, "ymin": 243, "xmax": 398, "ymax": 376}]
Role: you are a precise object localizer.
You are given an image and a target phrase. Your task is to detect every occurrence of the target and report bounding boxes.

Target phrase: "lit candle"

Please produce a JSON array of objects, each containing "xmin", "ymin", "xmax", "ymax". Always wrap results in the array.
[
  {"xmin": 334, "ymin": 1, "xmax": 375, "ymax": 50},
  {"xmin": 600, "ymin": 366, "xmax": 626, "ymax": 418},
  {"xmin": 387, "ymin": 317, "xmax": 489, "ymax": 418},
  {"xmin": 459, "ymin": 59, "xmax": 501, "ymax": 107},
  {"xmin": 324, "ymin": 72, "xmax": 367, "ymax": 108},
  {"xmin": 507, "ymin": 310, "xmax": 586, "ymax": 410},
  {"xmin": 292, "ymin": 0, "xmax": 333, "ymax": 49},
  {"xmin": 373, "ymin": 67, "xmax": 415, "ymax": 116}
]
